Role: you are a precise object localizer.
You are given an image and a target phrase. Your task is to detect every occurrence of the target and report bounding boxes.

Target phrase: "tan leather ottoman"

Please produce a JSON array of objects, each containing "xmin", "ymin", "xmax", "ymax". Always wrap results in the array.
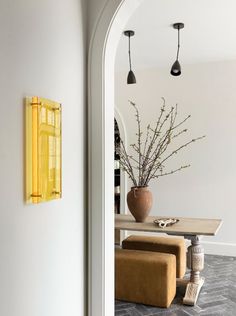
[
  {"xmin": 115, "ymin": 248, "xmax": 176, "ymax": 308},
  {"xmin": 122, "ymin": 235, "xmax": 186, "ymax": 278}
]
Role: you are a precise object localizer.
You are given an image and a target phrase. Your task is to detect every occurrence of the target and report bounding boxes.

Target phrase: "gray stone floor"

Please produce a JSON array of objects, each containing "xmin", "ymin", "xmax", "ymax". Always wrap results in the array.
[{"xmin": 115, "ymin": 254, "xmax": 236, "ymax": 316}]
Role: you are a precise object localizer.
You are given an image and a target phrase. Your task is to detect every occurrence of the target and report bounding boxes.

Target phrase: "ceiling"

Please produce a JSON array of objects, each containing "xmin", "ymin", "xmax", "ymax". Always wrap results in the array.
[{"xmin": 115, "ymin": 0, "xmax": 236, "ymax": 71}]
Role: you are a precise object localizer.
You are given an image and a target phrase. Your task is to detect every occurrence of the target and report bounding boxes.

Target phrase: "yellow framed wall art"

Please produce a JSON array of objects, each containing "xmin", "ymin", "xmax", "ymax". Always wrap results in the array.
[{"xmin": 26, "ymin": 96, "xmax": 62, "ymax": 204}]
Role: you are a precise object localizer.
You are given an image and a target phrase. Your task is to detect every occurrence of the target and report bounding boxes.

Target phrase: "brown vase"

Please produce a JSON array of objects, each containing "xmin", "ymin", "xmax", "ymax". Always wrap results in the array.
[{"xmin": 127, "ymin": 186, "xmax": 153, "ymax": 222}]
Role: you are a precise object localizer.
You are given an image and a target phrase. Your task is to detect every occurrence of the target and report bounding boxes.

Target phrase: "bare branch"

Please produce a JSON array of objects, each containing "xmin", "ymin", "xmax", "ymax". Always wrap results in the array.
[
  {"xmin": 150, "ymin": 165, "xmax": 190, "ymax": 181},
  {"xmin": 129, "ymin": 101, "xmax": 142, "ymax": 185},
  {"xmin": 117, "ymin": 99, "xmax": 206, "ymax": 187},
  {"xmin": 120, "ymin": 139, "xmax": 137, "ymax": 186},
  {"xmin": 145, "ymin": 135, "xmax": 205, "ymax": 184}
]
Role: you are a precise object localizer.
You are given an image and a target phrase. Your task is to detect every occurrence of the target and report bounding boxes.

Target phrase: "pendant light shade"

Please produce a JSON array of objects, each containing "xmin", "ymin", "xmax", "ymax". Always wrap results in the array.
[
  {"xmin": 170, "ymin": 23, "xmax": 184, "ymax": 77},
  {"xmin": 171, "ymin": 60, "xmax": 181, "ymax": 76},
  {"xmin": 124, "ymin": 30, "xmax": 136, "ymax": 84},
  {"xmin": 127, "ymin": 70, "xmax": 136, "ymax": 84}
]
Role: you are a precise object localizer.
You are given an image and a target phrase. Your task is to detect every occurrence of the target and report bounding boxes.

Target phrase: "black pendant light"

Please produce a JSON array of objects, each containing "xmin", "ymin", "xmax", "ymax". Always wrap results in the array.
[
  {"xmin": 171, "ymin": 22, "xmax": 184, "ymax": 76},
  {"xmin": 124, "ymin": 30, "xmax": 136, "ymax": 84}
]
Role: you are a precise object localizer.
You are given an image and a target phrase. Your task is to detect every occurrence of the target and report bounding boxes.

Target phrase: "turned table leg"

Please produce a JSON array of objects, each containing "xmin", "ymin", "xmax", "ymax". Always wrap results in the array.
[{"xmin": 183, "ymin": 235, "xmax": 205, "ymax": 306}]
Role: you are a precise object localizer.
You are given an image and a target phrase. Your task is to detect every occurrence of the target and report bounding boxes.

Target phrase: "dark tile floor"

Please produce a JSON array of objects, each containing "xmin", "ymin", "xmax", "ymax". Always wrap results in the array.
[{"xmin": 115, "ymin": 255, "xmax": 236, "ymax": 316}]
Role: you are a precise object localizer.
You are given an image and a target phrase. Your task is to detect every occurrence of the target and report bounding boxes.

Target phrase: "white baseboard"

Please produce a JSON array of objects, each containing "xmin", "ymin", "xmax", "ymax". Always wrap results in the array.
[
  {"xmin": 124, "ymin": 232, "xmax": 236, "ymax": 257},
  {"xmin": 200, "ymin": 241, "xmax": 236, "ymax": 257},
  {"xmin": 185, "ymin": 240, "xmax": 236, "ymax": 257}
]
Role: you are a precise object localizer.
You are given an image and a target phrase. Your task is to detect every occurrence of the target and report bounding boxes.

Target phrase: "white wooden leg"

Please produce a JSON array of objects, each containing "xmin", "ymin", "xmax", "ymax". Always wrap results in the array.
[
  {"xmin": 183, "ymin": 277, "xmax": 205, "ymax": 305},
  {"xmin": 183, "ymin": 235, "xmax": 205, "ymax": 306}
]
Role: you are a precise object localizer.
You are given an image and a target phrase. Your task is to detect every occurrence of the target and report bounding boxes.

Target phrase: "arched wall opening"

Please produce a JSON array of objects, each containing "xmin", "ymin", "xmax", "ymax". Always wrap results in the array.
[
  {"xmin": 89, "ymin": 1, "xmax": 236, "ymax": 314},
  {"xmin": 88, "ymin": 1, "xmax": 144, "ymax": 315}
]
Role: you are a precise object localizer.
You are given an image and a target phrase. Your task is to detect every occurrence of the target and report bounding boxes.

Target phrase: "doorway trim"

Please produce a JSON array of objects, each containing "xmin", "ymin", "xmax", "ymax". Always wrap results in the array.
[
  {"xmin": 88, "ymin": 0, "xmax": 143, "ymax": 315},
  {"xmin": 115, "ymin": 107, "xmax": 128, "ymax": 220}
]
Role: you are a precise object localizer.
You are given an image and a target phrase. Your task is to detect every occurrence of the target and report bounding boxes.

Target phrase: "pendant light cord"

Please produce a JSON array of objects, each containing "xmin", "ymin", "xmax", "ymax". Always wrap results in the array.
[
  {"xmin": 128, "ymin": 35, "xmax": 132, "ymax": 71},
  {"xmin": 176, "ymin": 27, "xmax": 180, "ymax": 61}
]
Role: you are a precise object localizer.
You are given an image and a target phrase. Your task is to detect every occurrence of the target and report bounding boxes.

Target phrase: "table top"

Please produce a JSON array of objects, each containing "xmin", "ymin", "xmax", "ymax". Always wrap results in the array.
[{"xmin": 115, "ymin": 214, "xmax": 222, "ymax": 236}]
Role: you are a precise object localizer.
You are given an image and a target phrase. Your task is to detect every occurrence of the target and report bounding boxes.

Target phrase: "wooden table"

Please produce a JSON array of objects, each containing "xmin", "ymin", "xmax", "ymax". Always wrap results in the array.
[{"xmin": 115, "ymin": 214, "xmax": 222, "ymax": 306}]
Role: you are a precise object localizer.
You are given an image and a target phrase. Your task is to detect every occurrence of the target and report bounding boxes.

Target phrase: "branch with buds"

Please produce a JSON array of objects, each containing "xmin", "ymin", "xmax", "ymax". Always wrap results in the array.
[{"xmin": 115, "ymin": 99, "xmax": 206, "ymax": 187}]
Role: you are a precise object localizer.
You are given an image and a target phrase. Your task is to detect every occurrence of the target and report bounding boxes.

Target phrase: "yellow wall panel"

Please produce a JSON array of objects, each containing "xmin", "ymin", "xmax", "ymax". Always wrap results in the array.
[{"xmin": 26, "ymin": 97, "xmax": 62, "ymax": 203}]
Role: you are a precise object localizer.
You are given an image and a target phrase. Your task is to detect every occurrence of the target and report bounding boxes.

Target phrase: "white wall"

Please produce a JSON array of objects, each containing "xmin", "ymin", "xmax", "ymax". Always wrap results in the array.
[
  {"xmin": 0, "ymin": 0, "xmax": 86, "ymax": 315},
  {"xmin": 115, "ymin": 60, "xmax": 236, "ymax": 256}
]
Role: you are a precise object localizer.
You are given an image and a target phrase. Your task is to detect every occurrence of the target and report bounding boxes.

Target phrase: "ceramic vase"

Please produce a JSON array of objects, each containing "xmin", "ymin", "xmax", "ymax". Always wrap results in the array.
[{"xmin": 127, "ymin": 186, "xmax": 153, "ymax": 222}]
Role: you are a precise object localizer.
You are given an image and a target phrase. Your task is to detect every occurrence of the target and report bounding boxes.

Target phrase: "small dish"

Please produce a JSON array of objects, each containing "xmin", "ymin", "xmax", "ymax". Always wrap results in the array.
[{"xmin": 153, "ymin": 218, "xmax": 179, "ymax": 228}]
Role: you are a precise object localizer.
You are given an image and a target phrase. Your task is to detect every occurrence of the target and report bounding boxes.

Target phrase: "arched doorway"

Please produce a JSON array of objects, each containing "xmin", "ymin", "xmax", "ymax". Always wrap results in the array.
[{"xmin": 88, "ymin": 1, "xmax": 143, "ymax": 315}]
